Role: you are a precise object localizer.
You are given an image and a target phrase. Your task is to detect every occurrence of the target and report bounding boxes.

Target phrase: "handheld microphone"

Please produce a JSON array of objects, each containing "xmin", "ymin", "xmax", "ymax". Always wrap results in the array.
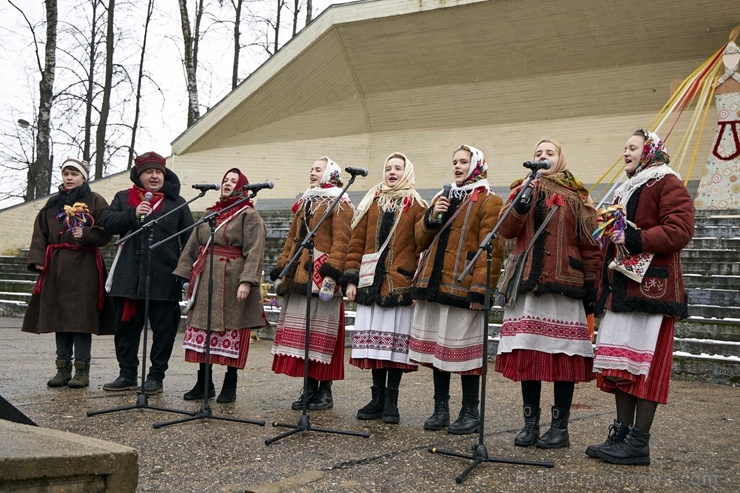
[
  {"xmin": 438, "ymin": 183, "xmax": 452, "ymax": 220},
  {"xmin": 345, "ymin": 167, "xmax": 369, "ymax": 177},
  {"xmin": 192, "ymin": 183, "xmax": 220, "ymax": 191},
  {"xmin": 520, "ymin": 184, "xmax": 534, "ymax": 206},
  {"xmin": 522, "ymin": 160, "xmax": 552, "ymax": 171},
  {"xmin": 140, "ymin": 191, "xmax": 153, "ymax": 222},
  {"xmin": 243, "ymin": 181, "xmax": 275, "ymax": 192}
]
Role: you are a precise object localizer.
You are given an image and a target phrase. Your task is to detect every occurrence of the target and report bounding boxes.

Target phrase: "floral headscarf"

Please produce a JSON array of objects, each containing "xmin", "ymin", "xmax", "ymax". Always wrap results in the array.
[
  {"xmin": 630, "ymin": 128, "xmax": 671, "ymax": 177},
  {"xmin": 442, "ymin": 145, "xmax": 493, "ymax": 201},
  {"xmin": 613, "ymin": 129, "xmax": 678, "ymax": 206},
  {"xmin": 351, "ymin": 152, "xmax": 427, "ymax": 229},
  {"xmin": 292, "ymin": 156, "xmax": 352, "ymax": 214}
]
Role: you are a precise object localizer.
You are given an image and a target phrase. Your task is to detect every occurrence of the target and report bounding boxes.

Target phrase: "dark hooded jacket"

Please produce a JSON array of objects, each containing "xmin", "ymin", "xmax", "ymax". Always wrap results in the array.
[{"xmin": 101, "ymin": 167, "xmax": 194, "ymax": 301}]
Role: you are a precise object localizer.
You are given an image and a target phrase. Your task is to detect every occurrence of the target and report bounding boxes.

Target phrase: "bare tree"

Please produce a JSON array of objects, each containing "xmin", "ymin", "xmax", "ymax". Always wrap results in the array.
[
  {"xmin": 93, "ymin": 0, "xmax": 115, "ymax": 180},
  {"xmin": 231, "ymin": 0, "xmax": 243, "ymax": 89},
  {"xmin": 273, "ymin": 0, "xmax": 284, "ymax": 55},
  {"xmin": 292, "ymin": 0, "xmax": 300, "ymax": 36},
  {"xmin": 8, "ymin": 0, "xmax": 57, "ymax": 201},
  {"xmin": 127, "ymin": 0, "xmax": 154, "ymax": 169},
  {"xmin": 306, "ymin": 0, "xmax": 312, "ymax": 25},
  {"xmin": 178, "ymin": 0, "xmax": 205, "ymax": 127}
]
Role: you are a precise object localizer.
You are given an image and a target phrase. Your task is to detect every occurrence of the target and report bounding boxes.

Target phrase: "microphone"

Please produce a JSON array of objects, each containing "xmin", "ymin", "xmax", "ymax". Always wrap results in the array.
[
  {"xmin": 522, "ymin": 160, "xmax": 552, "ymax": 171},
  {"xmin": 192, "ymin": 183, "xmax": 220, "ymax": 191},
  {"xmin": 438, "ymin": 183, "xmax": 452, "ymax": 220},
  {"xmin": 345, "ymin": 167, "xmax": 368, "ymax": 177},
  {"xmin": 520, "ymin": 184, "xmax": 534, "ymax": 206},
  {"xmin": 140, "ymin": 191, "xmax": 153, "ymax": 222},
  {"xmin": 243, "ymin": 181, "xmax": 275, "ymax": 192}
]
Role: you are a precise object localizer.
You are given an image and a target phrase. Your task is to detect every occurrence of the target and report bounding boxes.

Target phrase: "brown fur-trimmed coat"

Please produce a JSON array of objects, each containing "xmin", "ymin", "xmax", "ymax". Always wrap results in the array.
[
  {"xmin": 411, "ymin": 191, "xmax": 505, "ymax": 308},
  {"xmin": 498, "ymin": 181, "xmax": 600, "ymax": 306},
  {"xmin": 342, "ymin": 200, "xmax": 426, "ymax": 307},
  {"xmin": 595, "ymin": 174, "xmax": 695, "ymax": 318},
  {"xmin": 270, "ymin": 198, "xmax": 353, "ymax": 297}
]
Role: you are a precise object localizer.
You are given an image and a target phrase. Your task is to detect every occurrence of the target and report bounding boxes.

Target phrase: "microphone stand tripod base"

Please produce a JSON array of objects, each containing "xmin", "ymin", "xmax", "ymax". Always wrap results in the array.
[
  {"xmin": 266, "ymin": 413, "xmax": 369, "ymax": 446},
  {"xmin": 152, "ymin": 401, "xmax": 266, "ymax": 429},
  {"xmin": 86, "ymin": 391, "xmax": 196, "ymax": 418}
]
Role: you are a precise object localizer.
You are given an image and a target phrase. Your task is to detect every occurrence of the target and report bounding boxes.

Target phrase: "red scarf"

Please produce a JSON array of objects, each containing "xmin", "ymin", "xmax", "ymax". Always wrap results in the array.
[
  {"xmin": 127, "ymin": 185, "xmax": 164, "ymax": 208},
  {"xmin": 206, "ymin": 168, "xmax": 253, "ymax": 225}
]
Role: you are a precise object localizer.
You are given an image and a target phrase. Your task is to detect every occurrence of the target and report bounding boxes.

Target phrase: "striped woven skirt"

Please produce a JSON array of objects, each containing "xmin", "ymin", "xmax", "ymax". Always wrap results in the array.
[
  {"xmin": 495, "ymin": 293, "xmax": 595, "ymax": 382},
  {"xmin": 271, "ymin": 292, "xmax": 345, "ymax": 381}
]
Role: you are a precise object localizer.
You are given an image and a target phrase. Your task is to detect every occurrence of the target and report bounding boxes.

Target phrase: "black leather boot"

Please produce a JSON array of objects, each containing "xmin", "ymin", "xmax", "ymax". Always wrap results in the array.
[
  {"xmin": 308, "ymin": 380, "xmax": 333, "ymax": 410},
  {"xmin": 382, "ymin": 388, "xmax": 400, "ymax": 424},
  {"xmin": 514, "ymin": 405, "xmax": 540, "ymax": 447},
  {"xmin": 585, "ymin": 420, "xmax": 628, "ymax": 458},
  {"xmin": 291, "ymin": 378, "xmax": 319, "ymax": 410},
  {"xmin": 423, "ymin": 397, "xmax": 450, "ymax": 431},
  {"xmin": 357, "ymin": 385, "xmax": 385, "ymax": 420},
  {"xmin": 447, "ymin": 404, "xmax": 480, "ymax": 435},
  {"xmin": 597, "ymin": 426, "xmax": 651, "ymax": 465},
  {"xmin": 536, "ymin": 406, "xmax": 570, "ymax": 449},
  {"xmin": 183, "ymin": 364, "xmax": 215, "ymax": 401},
  {"xmin": 216, "ymin": 368, "xmax": 238, "ymax": 403}
]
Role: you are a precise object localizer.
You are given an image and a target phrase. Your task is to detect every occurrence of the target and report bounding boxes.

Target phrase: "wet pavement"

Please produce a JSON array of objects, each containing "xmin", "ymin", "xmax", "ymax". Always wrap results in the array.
[{"xmin": 0, "ymin": 316, "xmax": 737, "ymax": 492}]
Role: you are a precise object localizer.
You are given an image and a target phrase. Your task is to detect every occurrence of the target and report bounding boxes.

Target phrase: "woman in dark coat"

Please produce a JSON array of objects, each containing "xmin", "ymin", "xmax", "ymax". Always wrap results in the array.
[
  {"xmin": 22, "ymin": 158, "xmax": 113, "ymax": 388},
  {"xmin": 495, "ymin": 139, "xmax": 599, "ymax": 449},
  {"xmin": 587, "ymin": 129, "xmax": 694, "ymax": 466},
  {"xmin": 174, "ymin": 168, "xmax": 268, "ymax": 403}
]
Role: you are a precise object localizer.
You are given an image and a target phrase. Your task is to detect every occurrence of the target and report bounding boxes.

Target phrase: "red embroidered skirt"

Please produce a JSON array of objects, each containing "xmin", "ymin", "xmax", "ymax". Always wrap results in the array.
[
  {"xmin": 271, "ymin": 309, "xmax": 346, "ymax": 381},
  {"xmin": 596, "ymin": 317, "xmax": 674, "ymax": 404}
]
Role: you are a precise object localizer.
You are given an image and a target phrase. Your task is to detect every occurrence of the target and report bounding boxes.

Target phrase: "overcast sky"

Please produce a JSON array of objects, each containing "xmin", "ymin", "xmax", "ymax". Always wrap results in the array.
[{"xmin": 0, "ymin": 0, "xmax": 354, "ymax": 207}]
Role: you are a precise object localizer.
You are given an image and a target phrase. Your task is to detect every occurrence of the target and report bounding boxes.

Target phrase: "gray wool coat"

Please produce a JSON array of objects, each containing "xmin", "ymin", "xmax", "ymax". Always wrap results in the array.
[{"xmin": 174, "ymin": 207, "xmax": 268, "ymax": 332}]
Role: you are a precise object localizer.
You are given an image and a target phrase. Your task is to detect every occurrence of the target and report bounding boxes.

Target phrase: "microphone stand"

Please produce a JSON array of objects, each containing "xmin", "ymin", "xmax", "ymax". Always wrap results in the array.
[
  {"xmin": 152, "ymin": 190, "xmax": 266, "ymax": 429},
  {"xmin": 265, "ymin": 173, "xmax": 370, "ymax": 445},
  {"xmin": 428, "ymin": 170, "xmax": 554, "ymax": 483},
  {"xmin": 88, "ymin": 191, "xmax": 206, "ymax": 419}
]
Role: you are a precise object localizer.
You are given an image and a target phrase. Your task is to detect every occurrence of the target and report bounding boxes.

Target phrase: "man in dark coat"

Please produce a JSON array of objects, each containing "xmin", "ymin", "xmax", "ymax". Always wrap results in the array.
[{"xmin": 101, "ymin": 152, "xmax": 194, "ymax": 394}]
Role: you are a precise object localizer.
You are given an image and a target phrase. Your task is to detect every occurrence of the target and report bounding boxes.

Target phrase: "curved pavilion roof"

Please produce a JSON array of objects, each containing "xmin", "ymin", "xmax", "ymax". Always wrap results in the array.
[{"xmin": 169, "ymin": 0, "xmax": 736, "ymax": 203}]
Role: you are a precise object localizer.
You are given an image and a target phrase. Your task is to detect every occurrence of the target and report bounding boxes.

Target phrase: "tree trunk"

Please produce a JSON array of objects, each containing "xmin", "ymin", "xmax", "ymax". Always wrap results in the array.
[
  {"xmin": 306, "ymin": 0, "xmax": 312, "ymax": 25},
  {"xmin": 231, "ymin": 0, "xmax": 243, "ymax": 90},
  {"xmin": 128, "ymin": 0, "xmax": 154, "ymax": 169},
  {"xmin": 83, "ymin": 0, "xmax": 100, "ymax": 164},
  {"xmin": 94, "ymin": 0, "xmax": 115, "ymax": 180},
  {"xmin": 30, "ymin": 0, "xmax": 57, "ymax": 200},
  {"xmin": 178, "ymin": 0, "xmax": 202, "ymax": 127},
  {"xmin": 292, "ymin": 0, "xmax": 299, "ymax": 37},
  {"xmin": 274, "ymin": 0, "xmax": 283, "ymax": 55}
]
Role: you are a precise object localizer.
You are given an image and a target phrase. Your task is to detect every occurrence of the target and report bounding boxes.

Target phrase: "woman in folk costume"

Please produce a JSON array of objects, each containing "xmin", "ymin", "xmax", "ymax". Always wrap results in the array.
[
  {"xmin": 342, "ymin": 153, "xmax": 427, "ymax": 424},
  {"xmin": 173, "ymin": 168, "xmax": 268, "ymax": 403},
  {"xmin": 587, "ymin": 129, "xmax": 694, "ymax": 466},
  {"xmin": 495, "ymin": 139, "xmax": 600, "ymax": 449},
  {"xmin": 22, "ymin": 158, "xmax": 114, "ymax": 388},
  {"xmin": 410, "ymin": 145, "xmax": 505, "ymax": 435},
  {"xmin": 270, "ymin": 157, "xmax": 354, "ymax": 410}
]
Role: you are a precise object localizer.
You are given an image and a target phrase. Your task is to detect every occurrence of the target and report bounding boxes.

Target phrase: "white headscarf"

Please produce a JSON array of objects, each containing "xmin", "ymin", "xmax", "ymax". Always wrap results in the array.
[{"xmin": 351, "ymin": 152, "xmax": 427, "ymax": 229}]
